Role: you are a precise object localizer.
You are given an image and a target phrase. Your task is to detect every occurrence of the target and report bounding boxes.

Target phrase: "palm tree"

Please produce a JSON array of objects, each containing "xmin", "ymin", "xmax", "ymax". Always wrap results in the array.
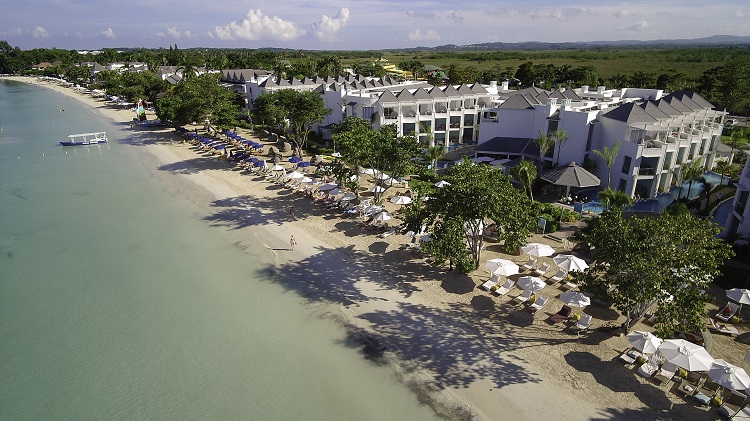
[
  {"xmin": 680, "ymin": 160, "xmax": 705, "ymax": 200},
  {"xmin": 511, "ymin": 158, "xmax": 538, "ymax": 201},
  {"xmin": 552, "ymin": 128, "xmax": 568, "ymax": 167},
  {"xmin": 726, "ymin": 128, "xmax": 749, "ymax": 162},
  {"xmin": 533, "ymin": 130, "xmax": 554, "ymax": 171},
  {"xmin": 424, "ymin": 145, "xmax": 446, "ymax": 176},
  {"xmin": 715, "ymin": 159, "xmax": 732, "ymax": 185},
  {"xmin": 598, "ymin": 187, "xmax": 634, "ymax": 210},
  {"xmin": 593, "ymin": 140, "xmax": 621, "ymax": 188}
]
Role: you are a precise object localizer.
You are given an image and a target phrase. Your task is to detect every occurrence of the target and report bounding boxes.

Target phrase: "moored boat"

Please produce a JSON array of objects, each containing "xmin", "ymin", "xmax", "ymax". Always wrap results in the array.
[{"xmin": 59, "ymin": 132, "xmax": 108, "ymax": 146}]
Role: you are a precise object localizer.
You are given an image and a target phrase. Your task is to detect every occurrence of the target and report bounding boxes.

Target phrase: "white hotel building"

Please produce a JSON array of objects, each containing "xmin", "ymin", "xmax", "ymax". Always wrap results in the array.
[{"xmin": 475, "ymin": 86, "xmax": 728, "ymax": 198}]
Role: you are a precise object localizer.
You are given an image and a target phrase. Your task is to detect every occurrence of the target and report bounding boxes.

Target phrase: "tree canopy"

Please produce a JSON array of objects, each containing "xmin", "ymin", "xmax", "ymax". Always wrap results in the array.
[
  {"xmin": 576, "ymin": 206, "xmax": 733, "ymax": 336},
  {"xmin": 405, "ymin": 160, "xmax": 537, "ymax": 271},
  {"xmin": 156, "ymin": 73, "xmax": 239, "ymax": 128}
]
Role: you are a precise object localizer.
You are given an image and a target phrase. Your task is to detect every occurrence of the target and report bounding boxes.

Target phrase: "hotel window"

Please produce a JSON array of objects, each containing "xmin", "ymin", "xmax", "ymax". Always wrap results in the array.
[
  {"xmin": 362, "ymin": 106, "xmax": 374, "ymax": 121},
  {"xmin": 621, "ymin": 156, "xmax": 631, "ymax": 174}
]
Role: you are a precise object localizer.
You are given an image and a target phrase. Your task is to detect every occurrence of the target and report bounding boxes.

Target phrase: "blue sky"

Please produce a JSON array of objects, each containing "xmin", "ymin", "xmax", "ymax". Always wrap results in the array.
[{"xmin": 1, "ymin": 0, "xmax": 748, "ymax": 50}]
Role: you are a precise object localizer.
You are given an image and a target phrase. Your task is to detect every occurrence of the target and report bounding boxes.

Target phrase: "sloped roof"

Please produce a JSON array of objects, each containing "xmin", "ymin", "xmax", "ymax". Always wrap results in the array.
[
  {"xmin": 662, "ymin": 97, "xmax": 692, "ymax": 113},
  {"xmin": 412, "ymin": 87, "xmax": 433, "ymax": 101},
  {"xmin": 396, "ymin": 89, "xmax": 416, "ymax": 102},
  {"xmin": 665, "ymin": 93, "xmax": 703, "ymax": 112},
  {"xmin": 640, "ymin": 101, "xmax": 672, "ymax": 120},
  {"xmin": 442, "ymin": 84, "xmax": 461, "ymax": 98},
  {"xmin": 260, "ymin": 77, "xmax": 278, "ymax": 88},
  {"xmin": 475, "ymin": 136, "xmax": 539, "ymax": 156},
  {"xmin": 428, "ymin": 86, "xmax": 448, "ymax": 99},
  {"xmin": 550, "ymin": 90, "xmax": 567, "ymax": 100},
  {"xmin": 671, "ymin": 91, "xmax": 714, "ymax": 108},
  {"xmin": 599, "ymin": 102, "xmax": 658, "ymax": 124},
  {"xmin": 515, "ymin": 86, "xmax": 548, "ymax": 96},
  {"xmin": 377, "ymin": 89, "xmax": 399, "ymax": 105},
  {"xmin": 471, "ymin": 83, "xmax": 489, "ymax": 94},
  {"xmin": 541, "ymin": 161, "xmax": 600, "ymax": 188},
  {"xmin": 535, "ymin": 91, "xmax": 552, "ymax": 102},
  {"xmin": 498, "ymin": 94, "xmax": 538, "ymax": 110},
  {"xmin": 651, "ymin": 99, "xmax": 683, "ymax": 117},
  {"xmin": 457, "ymin": 84, "xmax": 475, "ymax": 95},
  {"xmin": 562, "ymin": 89, "xmax": 582, "ymax": 101}
]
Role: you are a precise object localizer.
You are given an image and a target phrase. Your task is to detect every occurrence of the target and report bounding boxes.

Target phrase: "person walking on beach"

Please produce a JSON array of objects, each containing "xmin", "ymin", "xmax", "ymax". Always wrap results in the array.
[
  {"xmin": 289, "ymin": 206, "xmax": 295, "ymax": 221},
  {"xmin": 290, "ymin": 235, "xmax": 297, "ymax": 251}
]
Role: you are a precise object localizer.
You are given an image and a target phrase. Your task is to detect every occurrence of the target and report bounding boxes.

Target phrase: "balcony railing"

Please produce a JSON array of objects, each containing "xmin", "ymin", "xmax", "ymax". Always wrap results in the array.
[{"xmin": 637, "ymin": 167, "xmax": 657, "ymax": 176}]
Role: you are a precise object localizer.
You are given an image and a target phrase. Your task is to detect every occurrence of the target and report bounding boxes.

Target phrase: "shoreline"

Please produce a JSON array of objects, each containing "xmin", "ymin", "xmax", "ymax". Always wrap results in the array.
[{"xmin": 4, "ymin": 75, "xmax": 723, "ymax": 421}]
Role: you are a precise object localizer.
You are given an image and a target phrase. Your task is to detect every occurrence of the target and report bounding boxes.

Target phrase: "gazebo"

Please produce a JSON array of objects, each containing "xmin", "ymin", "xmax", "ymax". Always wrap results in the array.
[{"xmin": 541, "ymin": 161, "xmax": 600, "ymax": 196}]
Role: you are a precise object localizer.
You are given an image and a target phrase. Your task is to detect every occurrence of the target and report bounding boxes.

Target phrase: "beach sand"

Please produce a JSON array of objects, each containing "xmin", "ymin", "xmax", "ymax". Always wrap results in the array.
[{"xmin": 9, "ymin": 75, "xmax": 738, "ymax": 420}]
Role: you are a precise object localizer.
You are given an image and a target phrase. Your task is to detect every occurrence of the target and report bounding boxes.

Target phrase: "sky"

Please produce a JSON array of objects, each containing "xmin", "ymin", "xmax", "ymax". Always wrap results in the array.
[{"xmin": 1, "ymin": 0, "xmax": 749, "ymax": 50}]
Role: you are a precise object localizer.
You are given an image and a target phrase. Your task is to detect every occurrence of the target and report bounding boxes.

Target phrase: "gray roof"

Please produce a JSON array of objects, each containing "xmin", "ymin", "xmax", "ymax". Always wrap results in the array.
[
  {"xmin": 412, "ymin": 88, "xmax": 433, "ymax": 101},
  {"xmin": 498, "ymin": 94, "xmax": 538, "ymax": 110},
  {"xmin": 457, "ymin": 84, "xmax": 475, "ymax": 95},
  {"xmin": 475, "ymin": 136, "xmax": 539, "ymax": 156},
  {"xmin": 662, "ymin": 97, "xmax": 692, "ymax": 113},
  {"xmin": 471, "ymin": 83, "xmax": 489, "ymax": 94},
  {"xmin": 667, "ymin": 91, "xmax": 714, "ymax": 109},
  {"xmin": 599, "ymin": 102, "xmax": 658, "ymax": 124},
  {"xmin": 428, "ymin": 86, "xmax": 448, "ymax": 99},
  {"xmin": 541, "ymin": 161, "xmax": 600, "ymax": 188},
  {"xmin": 651, "ymin": 99, "xmax": 683, "ymax": 117},
  {"xmin": 640, "ymin": 102, "xmax": 672, "ymax": 120},
  {"xmin": 396, "ymin": 89, "xmax": 416, "ymax": 102},
  {"xmin": 562, "ymin": 89, "xmax": 582, "ymax": 101},
  {"xmin": 377, "ymin": 90, "xmax": 399, "ymax": 105},
  {"xmin": 442, "ymin": 84, "xmax": 461, "ymax": 97}
]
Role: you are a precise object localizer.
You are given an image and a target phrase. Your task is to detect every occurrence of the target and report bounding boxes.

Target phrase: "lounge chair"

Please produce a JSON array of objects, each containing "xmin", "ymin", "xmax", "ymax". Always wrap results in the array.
[
  {"xmin": 549, "ymin": 305, "xmax": 572, "ymax": 324},
  {"xmin": 618, "ymin": 348, "xmax": 643, "ymax": 366},
  {"xmin": 728, "ymin": 405, "xmax": 750, "ymax": 420},
  {"xmin": 528, "ymin": 295, "xmax": 549, "ymax": 313},
  {"xmin": 533, "ymin": 262, "xmax": 552, "ymax": 277},
  {"xmin": 514, "ymin": 289, "xmax": 533, "ymax": 304},
  {"xmin": 638, "ymin": 362, "xmax": 659, "ymax": 378},
  {"xmin": 520, "ymin": 256, "xmax": 538, "ymax": 271},
  {"xmin": 693, "ymin": 378, "xmax": 721, "ymax": 406},
  {"xmin": 561, "ymin": 280, "xmax": 579, "ymax": 291},
  {"xmin": 654, "ymin": 361, "xmax": 678, "ymax": 386},
  {"xmin": 547, "ymin": 268, "xmax": 568, "ymax": 284},
  {"xmin": 572, "ymin": 313, "xmax": 592, "ymax": 334},
  {"xmin": 719, "ymin": 391, "xmax": 748, "ymax": 418},
  {"xmin": 480, "ymin": 274, "xmax": 502, "ymax": 292},
  {"xmin": 677, "ymin": 371, "xmax": 704, "ymax": 398},
  {"xmin": 716, "ymin": 302, "xmax": 741, "ymax": 323},
  {"xmin": 494, "ymin": 279, "xmax": 516, "ymax": 296},
  {"xmin": 378, "ymin": 227, "xmax": 396, "ymax": 238}
]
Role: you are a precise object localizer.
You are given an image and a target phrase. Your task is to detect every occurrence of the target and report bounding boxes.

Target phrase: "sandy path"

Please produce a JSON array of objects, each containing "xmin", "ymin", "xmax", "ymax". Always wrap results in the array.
[{"xmin": 6, "ymin": 75, "xmax": 726, "ymax": 421}]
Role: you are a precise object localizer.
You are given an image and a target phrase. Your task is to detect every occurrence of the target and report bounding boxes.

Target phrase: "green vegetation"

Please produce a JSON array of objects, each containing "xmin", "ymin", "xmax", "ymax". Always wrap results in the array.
[
  {"xmin": 404, "ymin": 159, "xmax": 537, "ymax": 271},
  {"xmin": 155, "ymin": 73, "xmax": 239, "ymax": 129},
  {"xmin": 576, "ymin": 205, "xmax": 734, "ymax": 336}
]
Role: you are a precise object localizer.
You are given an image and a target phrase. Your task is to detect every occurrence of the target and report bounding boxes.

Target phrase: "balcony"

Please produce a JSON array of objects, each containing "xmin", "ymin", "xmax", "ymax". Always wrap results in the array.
[
  {"xmin": 384, "ymin": 114, "xmax": 397, "ymax": 120},
  {"xmin": 636, "ymin": 167, "xmax": 657, "ymax": 176}
]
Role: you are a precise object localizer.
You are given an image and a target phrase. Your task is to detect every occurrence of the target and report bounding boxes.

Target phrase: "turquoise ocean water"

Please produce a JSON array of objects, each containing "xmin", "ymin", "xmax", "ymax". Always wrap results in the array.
[{"xmin": 0, "ymin": 80, "xmax": 439, "ymax": 420}]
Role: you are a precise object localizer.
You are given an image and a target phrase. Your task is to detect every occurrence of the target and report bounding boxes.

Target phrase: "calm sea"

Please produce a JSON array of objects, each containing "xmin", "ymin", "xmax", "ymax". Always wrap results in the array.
[{"xmin": 0, "ymin": 80, "xmax": 439, "ymax": 420}]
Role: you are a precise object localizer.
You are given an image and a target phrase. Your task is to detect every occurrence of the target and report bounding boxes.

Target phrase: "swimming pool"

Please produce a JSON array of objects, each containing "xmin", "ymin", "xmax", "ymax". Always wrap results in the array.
[{"xmin": 711, "ymin": 199, "xmax": 733, "ymax": 229}]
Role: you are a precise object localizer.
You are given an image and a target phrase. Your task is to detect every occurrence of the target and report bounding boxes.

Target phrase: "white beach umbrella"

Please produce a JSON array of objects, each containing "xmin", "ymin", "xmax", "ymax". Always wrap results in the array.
[
  {"xmin": 288, "ymin": 171, "xmax": 305, "ymax": 179},
  {"xmin": 521, "ymin": 243, "xmax": 556, "ymax": 257},
  {"xmin": 271, "ymin": 164, "xmax": 285, "ymax": 171},
  {"xmin": 418, "ymin": 233, "xmax": 432, "ymax": 243},
  {"xmin": 375, "ymin": 172, "xmax": 392, "ymax": 181},
  {"xmin": 727, "ymin": 288, "xmax": 750, "ymax": 313},
  {"xmin": 390, "ymin": 195, "xmax": 413, "ymax": 205},
  {"xmin": 485, "ymin": 258, "xmax": 520, "ymax": 277},
  {"xmin": 299, "ymin": 177, "xmax": 313, "ymax": 184},
  {"xmin": 553, "ymin": 254, "xmax": 589, "ymax": 272},
  {"xmin": 328, "ymin": 188, "xmax": 343, "ymax": 196},
  {"xmin": 709, "ymin": 359, "xmax": 750, "ymax": 391},
  {"xmin": 559, "ymin": 291, "xmax": 591, "ymax": 308},
  {"xmin": 658, "ymin": 339, "xmax": 714, "ymax": 372},
  {"xmin": 626, "ymin": 331, "xmax": 663, "ymax": 354},
  {"xmin": 339, "ymin": 193, "xmax": 356, "ymax": 202},
  {"xmin": 373, "ymin": 211, "xmax": 393, "ymax": 222},
  {"xmin": 369, "ymin": 185, "xmax": 386, "ymax": 193},
  {"xmin": 317, "ymin": 183, "xmax": 339, "ymax": 191},
  {"xmin": 360, "ymin": 168, "xmax": 377, "ymax": 175},
  {"xmin": 434, "ymin": 180, "xmax": 451, "ymax": 188},
  {"xmin": 517, "ymin": 276, "xmax": 546, "ymax": 292}
]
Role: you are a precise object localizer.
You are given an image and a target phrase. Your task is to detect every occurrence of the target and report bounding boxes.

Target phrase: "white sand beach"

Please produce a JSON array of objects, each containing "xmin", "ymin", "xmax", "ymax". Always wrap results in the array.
[{"xmin": 10, "ymin": 75, "xmax": 740, "ymax": 420}]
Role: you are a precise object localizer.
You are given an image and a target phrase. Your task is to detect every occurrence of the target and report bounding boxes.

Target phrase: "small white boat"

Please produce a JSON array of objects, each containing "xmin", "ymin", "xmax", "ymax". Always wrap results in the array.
[{"xmin": 59, "ymin": 132, "xmax": 108, "ymax": 146}]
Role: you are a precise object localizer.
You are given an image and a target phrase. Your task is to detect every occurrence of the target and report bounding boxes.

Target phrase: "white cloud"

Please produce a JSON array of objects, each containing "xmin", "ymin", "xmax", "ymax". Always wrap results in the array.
[
  {"xmin": 311, "ymin": 8, "xmax": 350, "ymax": 42},
  {"xmin": 10, "ymin": 28, "xmax": 24, "ymax": 35},
  {"xmin": 409, "ymin": 28, "xmax": 441, "ymax": 42},
  {"xmin": 737, "ymin": 10, "xmax": 745, "ymax": 18},
  {"xmin": 448, "ymin": 11, "xmax": 465, "ymax": 24},
  {"xmin": 527, "ymin": 6, "xmax": 595, "ymax": 21},
  {"xmin": 167, "ymin": 27, "xmax": 181, "ymax": 39},
  {"xmin": 406, "ymin": 11, "xmax": 436, "ymax": 19},
  {"xmin": 614, "ymin": 9, "xmax": 641, "ymax": 18},
  {"xmin": 100, "ymin": 27, "xmax": 115, "ymax": 39},
  {"xmin": 32, "ymin": 26, "xmax": 49, "ymax": 39},
  {"xmin": 621, "ymin": 20, "xmax": 650, "ymax": 33},
  {"xmin": 214, "ymin": 9, "xmax": 305, "ymax": 41},
  {"xmin": 155, "ymin": 32, "xmax": 165, "ymax": 37}
]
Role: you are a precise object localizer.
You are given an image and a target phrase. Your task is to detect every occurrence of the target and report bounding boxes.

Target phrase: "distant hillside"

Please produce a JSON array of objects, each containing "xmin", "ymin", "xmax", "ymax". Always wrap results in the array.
[{"xmin": 397, "ymin": 35, "xmax": 750, "ymax": 52}]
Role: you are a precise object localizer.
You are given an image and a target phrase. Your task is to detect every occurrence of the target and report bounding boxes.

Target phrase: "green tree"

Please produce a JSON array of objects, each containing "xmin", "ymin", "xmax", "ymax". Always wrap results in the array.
[
  {"xmin": 511, "ymin": 157, "xmax": 537, "ymax": 201},
  {"xmin": 156, "ymin": 73, "xmax": 238, "ymax": 129},
  {"xmin": 333, "ymin": 117, "xmax": 380, "ymax": 197},
  {"xmin": 715, "ymin": 159, "xmax": 732, "ymax": 185},
  {"xmin": 398, "ymin": 60, "xmax": 424, "ymax": 80},
  {"xmin": 406, "ymin": 160, "xmax": 536, "ymax": 268},
  {"xmin": 593, "ymin": 140, "xmax": 621, "ymax": 189},
  {"xmin": 680, "ymin": 160, "xmax": 704, "ymax": 200},
  {"xmin": 576, "ymin": 207, "xmax": 733, "ymax": 335},
  {"xmin": 533, "ymin": 130, "xmax": 554, "ymax": 171},
  {"xmin": 552, "ymin": 128, "xmax": 568, "ymax": 167},
  {"xmin": 279, "ymin": 90, "xmax": 332, "ymax": 158},
  {"xmin": 424, "ymin": 218, "xmax": 474, "ymax": 272},
  {"xmin": 424, "ymin": 145, "xmax": 446, "ymax": 176},
  {"xmin": 597, "ymin": 187, "xmax": 633, "ymax": 210},
  {"xmin": 726, "ymin": 128, "xmax": 749, "ymax": 163}
]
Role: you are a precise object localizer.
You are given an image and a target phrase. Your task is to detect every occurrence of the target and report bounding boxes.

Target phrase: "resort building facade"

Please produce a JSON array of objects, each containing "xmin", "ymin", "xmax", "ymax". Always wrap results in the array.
[
  {"xmin": 724, "ymin": 151, "xmax": 750, "ymax": 238},
  {"xmin": 475, "ymin": 86, "xmax": 727, "ymax": 198}
]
